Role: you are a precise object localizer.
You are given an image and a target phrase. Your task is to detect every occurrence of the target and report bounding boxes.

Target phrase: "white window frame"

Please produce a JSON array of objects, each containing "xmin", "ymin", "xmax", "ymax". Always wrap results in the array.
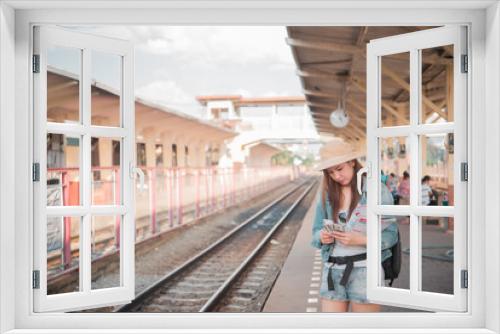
[
  {"xmin": 0, "ymin": 1, "xmax": 499, "ymax": 333},
  {"xmin": 365, "ymin": 26, "xmax": 468, "ymax": 312},
  {"xmin": 32, "ymin": 26, "xmax": 136, "ymax": 312}
]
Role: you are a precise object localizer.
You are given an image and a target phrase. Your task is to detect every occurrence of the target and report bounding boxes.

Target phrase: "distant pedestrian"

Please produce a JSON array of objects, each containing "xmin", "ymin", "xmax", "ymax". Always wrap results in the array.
[
  {"xmin": 381, "ymin": 170, "xmax": 388, "ymax": 186},
  {"xmin": 387, "ymin": 173, "xmax": 399, "ymax": 204},
  {"xmin": 397, "ymin": 171, "xmax": 410, "ymax": 206},
  {"xmin": 421, "ymin": 175, "xmax": 433, "ymax": 206},
  {"xmin": 311, "ymin": 140, "xmax": 398, "ymax": 313}
]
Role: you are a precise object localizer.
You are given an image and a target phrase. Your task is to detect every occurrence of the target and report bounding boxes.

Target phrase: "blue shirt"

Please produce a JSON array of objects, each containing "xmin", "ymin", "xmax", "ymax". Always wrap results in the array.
[{"xmin": 310, "ymin": 182, "xmax": 399, "ymax": 268}]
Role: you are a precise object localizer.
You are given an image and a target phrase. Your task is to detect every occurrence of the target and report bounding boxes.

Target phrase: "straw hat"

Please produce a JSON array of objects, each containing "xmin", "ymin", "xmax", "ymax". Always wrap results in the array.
[{"xmin": 315, "ymin": 138, "xmax": 365, "ymax": 171}]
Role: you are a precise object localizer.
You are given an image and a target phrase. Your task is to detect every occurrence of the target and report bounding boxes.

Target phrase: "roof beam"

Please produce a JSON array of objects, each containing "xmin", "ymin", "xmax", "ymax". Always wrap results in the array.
[
  {"xmin": 296, "ymin": 68, "xmax": 336, "ymax": 79},
  {"xmin": 286, "ymin": 37, "xmax": 362, "ymax": 55},
  {"xmin": 386, "ymin": 51, "xmax": 451, "ymax": 66},
  {"xmin": 301, "ymin": 68, "xmax": 416, "ymax": 125},
  {"xmin": 351, "ymin": 77, "xmax": 408, "ymax": 124},
  {"xmin": 303, "ymin": 89, "xmax": 364, "ymax": 100},
  {"xmin": 302, "ymin": 59, "xmax": 352, "ymax": 66},
  {"xmin": 288, "ymin": 34, "xmax": 446, "ymax": 65},
  {"xmin": 303, "ymin": 89, "xmax": 336, "ymax": 98},
  {"xmin": 344, "ymin": 27, "xmax": 368, "ymax": 122},
  {"xmin": 381, "ymin": 64, "xmax": 447, "ymax": 120}
]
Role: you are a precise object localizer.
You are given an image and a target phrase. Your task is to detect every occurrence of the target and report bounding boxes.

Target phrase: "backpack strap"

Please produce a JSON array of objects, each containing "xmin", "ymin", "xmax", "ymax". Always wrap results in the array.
[{"xmin": 323, "ymin": 194, "xmax": 330, "ymax": 220}]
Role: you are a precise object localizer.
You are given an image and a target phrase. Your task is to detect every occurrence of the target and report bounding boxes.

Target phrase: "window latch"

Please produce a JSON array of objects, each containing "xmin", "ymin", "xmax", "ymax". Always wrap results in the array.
[
  {"xmin": 130, "ymin": 163, "xmax": 145, "ymax": 192},
  {"xmin": 355, "ymin": 162, "xmax": 371, "ymax": 195}
]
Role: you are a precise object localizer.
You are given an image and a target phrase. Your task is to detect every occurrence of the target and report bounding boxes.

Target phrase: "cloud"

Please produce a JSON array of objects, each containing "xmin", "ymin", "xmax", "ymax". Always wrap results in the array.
[
  {"xmin": 233, "ymin": 88, "xmax": 253, "ymax": 97},
  {"xmin": 66, "ymin": 25, "xmax": 303, "ymax": 107},
  {"xmin": 136, "ymin": 80, "xmax": 193, "ymax": 106},
  {"xmin": 261, "ymin": 90, "xmax": 293, "ymax": 97},
  {"xmin": 268, "ymin": 62, "xmax": 296, "ymax": 72},
  {"xmin": 123, "ymin": 26, "xmax": 295, "ymax": 67}
]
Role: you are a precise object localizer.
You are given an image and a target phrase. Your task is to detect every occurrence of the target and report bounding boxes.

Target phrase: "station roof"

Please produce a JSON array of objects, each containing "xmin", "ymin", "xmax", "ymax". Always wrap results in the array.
[
  {"xmin": 134, "ymin": 98, "xmax": 237, "ymax": 141},
  {"xmin": 286, "ymin": 26, "xmax": 450, "ymax": 144},
  {"xmin": 196, "ymin": 95, "xmax": 306, "ymax": 107},
  {"xmin": 195, "ymin": 95, "xmax": 243, "ymax": 105},
  {"xmin": 47, "ymin": 67, "xmax": 237, "ymax": 142},
  {"xmin": 242, "ymin": 140, "xmax": 282, "ymax": 154}
]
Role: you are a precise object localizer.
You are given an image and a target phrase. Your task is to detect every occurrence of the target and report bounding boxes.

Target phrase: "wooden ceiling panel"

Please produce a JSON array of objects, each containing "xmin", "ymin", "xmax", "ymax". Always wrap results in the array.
[{"xmin": 288, "ymin": 26, "xmax": 451, "ymax": 144}]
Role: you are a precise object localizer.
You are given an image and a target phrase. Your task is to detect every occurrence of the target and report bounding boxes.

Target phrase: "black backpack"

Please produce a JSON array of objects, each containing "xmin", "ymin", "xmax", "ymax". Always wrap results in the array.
[{"xmin": 381, "ymin": 229, "xmax": 402, "ymax": 286}]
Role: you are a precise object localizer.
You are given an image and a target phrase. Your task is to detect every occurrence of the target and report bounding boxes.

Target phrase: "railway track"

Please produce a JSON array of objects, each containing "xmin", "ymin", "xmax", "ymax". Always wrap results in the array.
[
  {"xmin": 116, "ymin": 178, "xmax": 316, "ymax": 312},
  {"xmin": 47, "ymin": 179, "xmax": 306, "ymax": 295}
]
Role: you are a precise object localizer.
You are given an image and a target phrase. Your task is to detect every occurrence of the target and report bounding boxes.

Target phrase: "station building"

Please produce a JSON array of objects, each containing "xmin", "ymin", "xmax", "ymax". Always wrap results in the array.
[
  {"xmin": 196, "ymin": 95, "xmax": 320, "ymax": 169},
  {"xmin": 45, "ymin": 67, "xmax": 298, "ymax": 269},
  {"xmin": 47, "ymin": 67, "xmax": 237, "ymax": 172}
]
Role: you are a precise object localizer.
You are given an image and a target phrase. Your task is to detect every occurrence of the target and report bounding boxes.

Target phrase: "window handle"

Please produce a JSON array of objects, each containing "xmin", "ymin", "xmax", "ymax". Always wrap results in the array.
[
  {"xmin": 130, "ymin": 163, "xmax": 145, "ymax": 192},
  {"xmin": 357, "ymin": 166, "xmax": 369, "ymax": 195}
]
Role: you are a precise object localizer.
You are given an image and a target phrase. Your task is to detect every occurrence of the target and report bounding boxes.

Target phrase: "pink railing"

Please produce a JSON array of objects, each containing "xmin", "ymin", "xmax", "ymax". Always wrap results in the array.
[{"xmin": 47, "ymin": 165, "xmax": 301, "ymax": 270}]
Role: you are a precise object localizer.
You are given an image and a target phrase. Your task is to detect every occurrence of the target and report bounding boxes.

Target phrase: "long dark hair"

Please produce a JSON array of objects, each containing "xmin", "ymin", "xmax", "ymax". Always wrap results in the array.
[{"xmin": 321, "ymin": 159, "xmax": 363, "ymax": 223}]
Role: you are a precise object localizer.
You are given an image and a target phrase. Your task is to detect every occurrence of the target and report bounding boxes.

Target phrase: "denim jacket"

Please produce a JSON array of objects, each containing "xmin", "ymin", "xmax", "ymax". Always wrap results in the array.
[{"xmin": 311, "ymin": 182, "xmax": 399, "ymax": 268}]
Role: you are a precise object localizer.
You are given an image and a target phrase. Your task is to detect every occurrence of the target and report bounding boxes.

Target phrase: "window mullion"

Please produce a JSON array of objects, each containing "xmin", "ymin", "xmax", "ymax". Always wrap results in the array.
[
  {"xmin": 81, "ymin": 48, "xmax": 92, "ymax": 293},
  {"xmin": 366, "ymin": 48, "xmax": 380, "ymax": 292},
  {"xmin": 122, "ymin": 51, "xmax": 134, "ymax": 291},
  {"xmin": 409, "ymin": 48, "xmax": 421, "ymax": 294},
  {"xmin": 409, "ymin": 213, "xmax": 420, "ymax": 292}
]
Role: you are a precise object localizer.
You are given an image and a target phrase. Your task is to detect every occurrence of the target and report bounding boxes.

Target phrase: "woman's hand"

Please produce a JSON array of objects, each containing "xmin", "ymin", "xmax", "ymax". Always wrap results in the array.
[
  {"xmin": 332, "ymin": 231, "xmax": 367, "ymax": 246},
  {"xmin": 320, "ymin": 229, "xmax": 335, "ymax": 245}
]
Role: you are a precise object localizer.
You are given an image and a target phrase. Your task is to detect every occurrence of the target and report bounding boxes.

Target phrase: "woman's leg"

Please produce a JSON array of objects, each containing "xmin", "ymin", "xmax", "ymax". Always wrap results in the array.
[
  {"xmin": 351, "ymin": 302, "xmax": 381, "ymax": 312},
  {"xmin": 321, "ymin": 298, "xmax": 349, "ymax": 312}
]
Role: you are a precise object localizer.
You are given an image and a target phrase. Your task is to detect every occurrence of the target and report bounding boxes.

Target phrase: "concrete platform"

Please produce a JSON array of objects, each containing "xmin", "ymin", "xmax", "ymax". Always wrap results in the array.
[
  {"xmin": 263, "ymin": 188, "xmax": 454, "ymax": 313},
  {"xmin": 263, "ymin": 189, "xmax": 321, "ymax": 312}
]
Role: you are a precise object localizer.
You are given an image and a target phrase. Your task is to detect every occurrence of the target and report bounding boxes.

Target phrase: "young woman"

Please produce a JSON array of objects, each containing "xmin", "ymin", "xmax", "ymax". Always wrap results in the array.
[{"xmin": 311, "ymin": 144, "xmax": 399, "ymax": 313}]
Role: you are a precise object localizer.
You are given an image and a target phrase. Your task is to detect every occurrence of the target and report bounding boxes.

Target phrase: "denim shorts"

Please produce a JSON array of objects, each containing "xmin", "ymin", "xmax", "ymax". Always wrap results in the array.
[{"xmin": 319, "ymin": 264, "xmax": 374, "ymax": 304}]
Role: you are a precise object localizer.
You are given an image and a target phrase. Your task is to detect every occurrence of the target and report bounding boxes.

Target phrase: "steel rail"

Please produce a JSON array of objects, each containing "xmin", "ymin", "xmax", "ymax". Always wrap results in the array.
[
  {"xmin": 116, "ymin": 178, "xmax": 313, "ymax": 312},
  {"xmin": 199, "ymin": 180, "xmax": 316, "ymax": 312}
]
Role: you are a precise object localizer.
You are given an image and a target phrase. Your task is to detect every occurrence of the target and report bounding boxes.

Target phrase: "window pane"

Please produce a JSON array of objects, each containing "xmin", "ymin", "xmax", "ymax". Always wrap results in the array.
[
  {"xmin": 47, "ymin": 46, "xmax": 81, "ymax": 123},
  {"xmin": 91, "ymin": 215, "xmax": 121, "ymax": 290},
  {"xmin": 421, "ymin": 45, "xmax": 454, "ymax": 124},
  {"xmin": 379, "ymin": 137, "xmax": 410, "ymax": 205},
  {"xmin": 155, "ymin": 144, "xmax": 164, "ymax": 167},
  {"xmin": 137, "ymin": 143, "xmax": 147, "ymax": 167},
  {"xmin": 171, "ymin": 143, "xmax": 177, "ymax": 168},
  {"xmin": 47, "ymin": 133, "xmax": 80, "ymax": 206},
  {"xmin": 420, "ymin": 134, "xmax": 454, "ymax": 206},
  {"xmin": 380, "ymin": 52, "xmax": 410, "ymax": 127},
  {"xmin": 379, "ymin": 215, "xmax": 410, "ymax": 290},
  {"xmin": 420, "ymin": 216, "xmax": 454, "ymax": 294},
  {"xmin": 91, "ymin": 137, "xmax": 122, "ymax": 205},
  {"xmin": 91, "ymin": 51, "xmax": 121, "ymax": 127},
  {"xmin": 47, "ymin": 216, "xmax": 80, "ymax": 295}
]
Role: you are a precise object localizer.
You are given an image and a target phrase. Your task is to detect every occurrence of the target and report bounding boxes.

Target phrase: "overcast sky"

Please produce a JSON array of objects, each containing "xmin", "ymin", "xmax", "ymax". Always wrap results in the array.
[{"xmin": 63, "ymin": 26, "xmax": 304, "ymax": 117}]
